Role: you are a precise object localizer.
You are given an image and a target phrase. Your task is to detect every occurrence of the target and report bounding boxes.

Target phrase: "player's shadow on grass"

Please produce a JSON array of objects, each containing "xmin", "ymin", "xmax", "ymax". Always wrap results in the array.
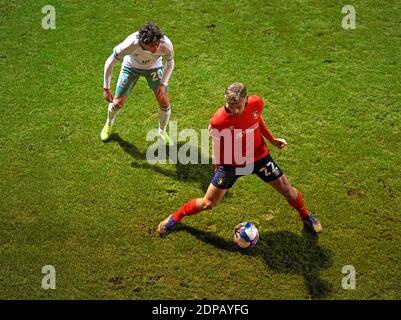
[
  {"xmin": 179, "ymin": 224, "xmax": 333, "ymax": 299},
  {"xmin": 108, "ymin": 133, "xmax": 214, "ymax": 192}
]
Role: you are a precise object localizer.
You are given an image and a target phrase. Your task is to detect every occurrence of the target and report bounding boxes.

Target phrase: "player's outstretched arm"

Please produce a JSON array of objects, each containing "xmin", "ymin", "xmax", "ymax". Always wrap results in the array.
[
  {"xmin": 160, "ymin": 58, "xmax": 174, "ymax": 87},
  {"xmin": 259, "ymin": 116, "xmax": 275, "ymax": 143},
  {"xmin": 156, "ymin": 58, "xmax": 175, "ymax": 101},
  {"xmin": 103, "ymin": 54, "xmax": 118, "ymax": 102},
  {"xmin": 259, "ymin": 116, "xmax": 287, "ymax": 149}
]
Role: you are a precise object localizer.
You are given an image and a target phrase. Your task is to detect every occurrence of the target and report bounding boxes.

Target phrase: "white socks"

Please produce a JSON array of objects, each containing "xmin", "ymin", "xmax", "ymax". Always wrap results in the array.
[
  {"xmin": 107, "ymin": 103, "xmax": 120, "ymax": 126},
  {"xmin": 158, "ymin": 105, "xmax": 171, "ymax": 133},
  {"xmin": 106, "ymin": 103, "xmax": 171, "ymax": 131}
]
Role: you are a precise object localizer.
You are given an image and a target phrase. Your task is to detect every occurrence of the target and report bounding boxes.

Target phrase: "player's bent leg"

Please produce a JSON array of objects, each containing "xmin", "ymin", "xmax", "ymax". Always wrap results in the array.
[
  {"xmin": 268, "ymin": 175, "xmax": 297, "ymax": 200},
  {"xmin": 157, "ymin": 184, "xmax": 227, "ymax": 236},
  {"xmin": 156, "ymin": 95, "xmax": 173, "ymax": 146},
  {"xmin": 269, "ymin": 175, "xmax": 322, "ymax": 233},
  {"xmin": 156, "ymin": 92, "xmax": 170, "ymax": 108},
  {"xmin": 197, "ymin": 183, "xmax": 227, "ymax": 211},
  {"xmin": 100, "ymin": 96, "xmax": 127, "ymax": 141},
  {"xmin": 101, "ymin": 64, "xmax": 138, "ymax": 141},
  {"xmin": 146, "ymin": 67, "xmax": 173, "ymax": 146},
  {"xmin": 101, "ymin": 64, "xmax": 137, "ymax": 142}
]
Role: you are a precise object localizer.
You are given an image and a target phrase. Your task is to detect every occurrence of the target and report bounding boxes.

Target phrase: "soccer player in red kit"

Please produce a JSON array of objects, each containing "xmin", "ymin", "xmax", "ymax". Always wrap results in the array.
[{"xmin": 157, "ymin": 83, "xmax": 322, "ymax": 235}]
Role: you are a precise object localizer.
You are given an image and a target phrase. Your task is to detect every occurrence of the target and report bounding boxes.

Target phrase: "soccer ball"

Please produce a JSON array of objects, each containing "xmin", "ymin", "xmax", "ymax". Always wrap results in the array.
[{"xmin": 233, "ymin": 222, "xmax": 259, "ymax": 248}]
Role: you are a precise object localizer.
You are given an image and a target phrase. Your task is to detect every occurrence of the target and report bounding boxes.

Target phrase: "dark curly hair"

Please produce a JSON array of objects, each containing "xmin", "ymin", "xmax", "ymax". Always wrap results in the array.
[{"xmin": 137, "ymin": 22, "xmax": 164, "ymax": 44}]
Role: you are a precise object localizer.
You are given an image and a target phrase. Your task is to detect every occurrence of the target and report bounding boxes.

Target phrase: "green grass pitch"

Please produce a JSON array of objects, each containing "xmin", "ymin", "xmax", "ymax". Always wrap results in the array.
[{"xmin": 0, "ymin": 0, "xmax": 400, "ymax": 299}]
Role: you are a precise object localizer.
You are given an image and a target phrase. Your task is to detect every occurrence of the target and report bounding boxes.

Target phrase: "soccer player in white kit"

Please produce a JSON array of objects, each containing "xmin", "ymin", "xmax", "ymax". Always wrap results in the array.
[{"xmin": 101, "ymin": 22, "xmax": 175, "ymax": 145}]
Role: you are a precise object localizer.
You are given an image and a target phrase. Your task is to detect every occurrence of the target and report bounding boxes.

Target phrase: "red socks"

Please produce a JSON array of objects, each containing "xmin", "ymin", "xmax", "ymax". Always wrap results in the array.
[
  {"xmin": 172, "ymin": 191, "xmax": 309, "ymax": 223},
  {"xmin": 287, "ymin": 190, "xmax": 309, "ymax": 218},
  {"xmin": 173, "ymin": 199, "xmax": 201, "ymax": 222}
]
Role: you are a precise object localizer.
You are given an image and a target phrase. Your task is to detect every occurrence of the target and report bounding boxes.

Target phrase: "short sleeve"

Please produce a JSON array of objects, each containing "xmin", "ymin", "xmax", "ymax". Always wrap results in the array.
[
  {"xmin": 208, "ymin": 123, "xmax": 221, "ymax": 139},
  {"xmin": 255, "ymin": 96, "xmax": 264, "ymax": 112}
]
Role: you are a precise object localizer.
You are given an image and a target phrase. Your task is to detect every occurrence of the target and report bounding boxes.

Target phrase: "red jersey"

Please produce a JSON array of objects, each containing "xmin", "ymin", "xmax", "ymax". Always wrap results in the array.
[{"xmin": 209, "ymin": 95, "xmax": 269, "ymax": 166}]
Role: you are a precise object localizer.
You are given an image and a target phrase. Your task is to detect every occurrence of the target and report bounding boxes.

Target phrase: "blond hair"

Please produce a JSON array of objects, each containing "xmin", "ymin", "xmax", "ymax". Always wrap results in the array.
[{"xmin": 224, "ymin": 83, "xmax": 247, "ymax": 105}]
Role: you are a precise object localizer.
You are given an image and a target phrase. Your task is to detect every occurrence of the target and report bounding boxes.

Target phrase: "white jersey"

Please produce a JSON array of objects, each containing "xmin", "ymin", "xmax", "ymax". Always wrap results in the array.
[{"xmin": 113, "ymin": 32, "xmax": 174, "ymax": 70}]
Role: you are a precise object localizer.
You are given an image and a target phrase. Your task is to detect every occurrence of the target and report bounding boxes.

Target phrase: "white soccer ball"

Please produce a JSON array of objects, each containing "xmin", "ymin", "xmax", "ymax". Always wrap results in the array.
[{"xmin": 233, "ymin": 222, "xmax": 259, "ymax": 248}]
